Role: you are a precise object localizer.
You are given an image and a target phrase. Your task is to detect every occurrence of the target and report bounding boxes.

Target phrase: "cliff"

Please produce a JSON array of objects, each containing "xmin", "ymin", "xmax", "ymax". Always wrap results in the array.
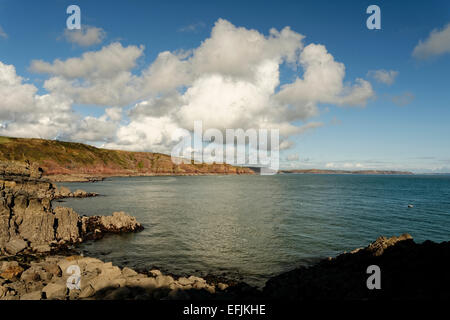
[
  {"xmin": 0, "ymin": 162, "xmax": 143, "ymax": 255},
  {"xmin": 0, "ymin": 136, "xmax": 254, "ymax": 181}
]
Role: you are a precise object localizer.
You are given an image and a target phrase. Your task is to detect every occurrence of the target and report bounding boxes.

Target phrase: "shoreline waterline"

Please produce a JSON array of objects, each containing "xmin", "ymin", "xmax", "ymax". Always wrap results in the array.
[{"xmin": 57, "ymin": 174, "xmax": 450, "ymax": 287}]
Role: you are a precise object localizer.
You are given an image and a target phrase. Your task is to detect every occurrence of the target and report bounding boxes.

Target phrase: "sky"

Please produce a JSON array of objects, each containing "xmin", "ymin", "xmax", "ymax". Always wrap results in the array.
[{"xmin": 0, "ymin": 0, "xmax": 449, "ymax": 173}]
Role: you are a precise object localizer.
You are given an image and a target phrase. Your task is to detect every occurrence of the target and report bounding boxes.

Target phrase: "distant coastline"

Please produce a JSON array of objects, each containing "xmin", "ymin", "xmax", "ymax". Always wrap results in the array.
[
  {"xmin": 0, "ymin": 135, "xmax": 419, "ymax": 181},
  {"xmin": 279, "ymin": 169, "xmax": 414, "ymax": 175},
  {"xmin": 0, "ymin": 136, "xmax": 255, "ymax": 182}
]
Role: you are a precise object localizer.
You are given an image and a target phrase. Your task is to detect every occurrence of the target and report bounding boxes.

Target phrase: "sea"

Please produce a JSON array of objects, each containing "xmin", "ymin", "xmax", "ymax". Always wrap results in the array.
[{"xmin": 56, "ymin": 174, "xmax": 450, "ymax": 287}]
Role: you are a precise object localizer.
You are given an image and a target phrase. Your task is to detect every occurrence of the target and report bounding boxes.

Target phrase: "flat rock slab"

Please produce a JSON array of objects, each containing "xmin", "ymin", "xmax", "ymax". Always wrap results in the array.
[{"xmin": 5, "ymin": 239, "xmax": 28, "ymax": 255}]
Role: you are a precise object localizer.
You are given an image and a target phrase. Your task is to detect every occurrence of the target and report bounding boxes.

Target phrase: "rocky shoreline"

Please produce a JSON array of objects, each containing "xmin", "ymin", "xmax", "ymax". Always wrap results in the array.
[
  {"xmin": 0, "ymin": 254, "xmax": 233, "ymax": 300},
  {"xmin": 53, "ymin": 185, "xmax": 99, "ymax": 199},
  {"xmin": 1, "ymin": 160, "xmax": 449, "ymax": 300},
  {"xmin": 0, "ymin": 161, "xmax": 142, "ymax": 255},
  {"xmin": 45, "ymin": 172, "xmax": 255, "ymax": 183},
  {"xmin": 0, "ymin": 161, "xmax": 255, "ymax": 300},
  {"xmin": 2, "ymin": 233, "xmax": 449, "ymax": 300}
]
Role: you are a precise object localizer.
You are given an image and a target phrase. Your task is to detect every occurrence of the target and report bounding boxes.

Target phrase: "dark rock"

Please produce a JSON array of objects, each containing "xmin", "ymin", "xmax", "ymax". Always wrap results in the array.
[{"xmin": 263, "ymin": 234, "xmax": 450, "ymax": 300}]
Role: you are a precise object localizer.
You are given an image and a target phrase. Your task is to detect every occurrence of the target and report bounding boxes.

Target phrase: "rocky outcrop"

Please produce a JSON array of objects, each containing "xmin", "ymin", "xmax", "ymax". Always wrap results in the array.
[
  {"xmin": 54, "ymin": 186, "xmax": 98, "ymax": 199},
  {"xmin": 263, "ymin": 234, "xmax": 450, "ymax": 300},
  {"xmin": 0, "ymin": 192, "xmax": 142, "ymax": 255},
  {"xmin": 82, "ymin": 212, "xmax": 144, "ymax": 240},
  {"xmin": 3, "ymin": 235, "xmax": 449, "ymax": 300},
  {"xmin": 0, "ymin": 160, "xmax": 43, "ymax": 180},
  {"xmin": 0, "ymin": 162, "xmax": 142, "ymax": 256},
  {"xmin": 0, "ymin": 256, "xmax": 231, "ymax": 300}
]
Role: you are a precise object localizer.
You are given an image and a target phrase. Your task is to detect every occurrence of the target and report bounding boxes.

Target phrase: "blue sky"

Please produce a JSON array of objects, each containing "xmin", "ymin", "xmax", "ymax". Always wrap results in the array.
[{"xmin": 0, "ymin": 0, "xmax": 449, "ymax": 172}]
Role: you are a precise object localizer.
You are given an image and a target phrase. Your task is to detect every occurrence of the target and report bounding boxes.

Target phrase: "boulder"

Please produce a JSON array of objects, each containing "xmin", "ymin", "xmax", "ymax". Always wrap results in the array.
[
  {"xmin": 81, "ymin": 212, "xmax": 143, "ymax": 241},
  {"xmin": 31, "ymin": 244, "xmax": 51, "ymax": 253},
  {"xmin": 155, "ymin": 275, "xmax": 174, "ymax": 288},
  {"xmin": 122, "ymin": 267, "xmax": 138, "ymax": 277},
  {"xmin": 125, "ymin": 276, "xmax": 157, "ymax": 289},
  {"xmin": 217, "ymin": 283, "xmax": 228, "ymax": 291},
  {"xmin": 149, "ymin": 269, "xmax": 162, "ymax": 277},
  {"xmin": 20, "ymin": 267, "xmax": 43, "ymax": 282},
  {"xmin": 5, "ymin": 238, "xmax": 28, "ymax": 255},
  {"xmin": 367, "ymin": 233, "xmax": 413, "ymax": 256},
  {"xmin": 42, "ymin": 283, "xmax": 67, "ymax": 300},
  {"xmin": 79, "ymin": 284, "xmax": 96, "ymax": 299},
  {"xmin": 177, "ymin": 277, "xmax": 194, "ymax": 286},
  {"xmin": 0, "ymin": 261, "xmax": 24, "ymax": 280}
]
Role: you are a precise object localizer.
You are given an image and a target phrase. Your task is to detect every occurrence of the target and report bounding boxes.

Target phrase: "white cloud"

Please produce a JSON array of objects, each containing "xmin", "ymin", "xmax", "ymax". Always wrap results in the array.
[
  {"xmin": 286, "ymin": 153, "xmax": 299, "ymax": 161},
  {"xmin": 105, "ymin": 107, "xmax": 122, "ymax": 122},
  {"xmin": 178, "ymin": 22, "xmax": 206, "ymax": 33},
  {"xmin": 63, "ymin": 25, "xmax": 106, "ymax": 47},
  {"xmin": 0, "ymin": 61, "xmax": 76, "ymax": 139},
  {"xmin": 391, "ymin": 91, "xmax": 415, "ymax": 107},
  {"xmin": 276, "ymin": 44, "xmax": 374, "ymax": 117},
  {"xmin": 0, "ymin": 26, "xmax": 7, "ymax": 39},
  {"xmin": 367, "ymin": 69, "xmax": 398, "ymax": 85},
  {"xmin": 104, "ymin": 116, "xmax": 184, "ymax": 153},
  {"xmin": 413, "ymin": 23, "xmax": 450, "ymax": 59},
  {"xmin": 71, "ymin": 116, "xmax": 117, "ymax": 142},
  {"xmin": 30, "ymin": 43, "xmax": 146, "ymax": 106},
  {"xmin": 30, "ymin": 42, "xmax": 143, "ymax": 79},
  {"xmin": 13, "ymin": 19, "xmax": 374, "ymax": 155},
  {"xmin": 0, "ymin": 61, "xmax": 117, "ymax": 142}
]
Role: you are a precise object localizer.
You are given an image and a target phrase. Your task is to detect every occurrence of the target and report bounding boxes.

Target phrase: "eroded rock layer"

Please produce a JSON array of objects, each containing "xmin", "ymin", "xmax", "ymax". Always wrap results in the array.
[{"xmin": 0, "ymin": 162, "xmax": 143, "ymax": 255}]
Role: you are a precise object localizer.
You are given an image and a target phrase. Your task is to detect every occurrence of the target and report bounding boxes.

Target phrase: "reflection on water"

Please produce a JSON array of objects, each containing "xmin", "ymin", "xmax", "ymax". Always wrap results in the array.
[{"xmin": 57, "ymin": 174, "xmax": 450, "ymax": 287}]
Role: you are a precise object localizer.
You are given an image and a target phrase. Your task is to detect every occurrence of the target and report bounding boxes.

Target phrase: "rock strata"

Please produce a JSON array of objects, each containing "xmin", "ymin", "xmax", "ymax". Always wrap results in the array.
[
  {"xmin": 0, "ymin": 255, "xmax": 231, "ymax": 300},
  {"xmin": 0, "ymin": 162, "xmax": 142, "ymax": 255}
]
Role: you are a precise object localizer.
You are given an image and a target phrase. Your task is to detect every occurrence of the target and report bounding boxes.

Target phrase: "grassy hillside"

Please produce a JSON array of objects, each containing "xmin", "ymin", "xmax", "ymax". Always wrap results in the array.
[{"xmin": 0, "ymin": 136, "xmax": 254, "ymax": 177}]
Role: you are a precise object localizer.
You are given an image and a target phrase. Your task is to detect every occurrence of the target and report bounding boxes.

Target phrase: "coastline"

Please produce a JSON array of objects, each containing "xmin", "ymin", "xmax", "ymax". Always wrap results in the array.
[
  {"xmin": 1, "ymin": 160, "xmax": 449, "ymax": 300},
  {"xmin": 44, "ymin": 171, "xmax": 255, "ymax": 183},
  {"xmin": 280, "ymin": 169, "xmax": 414, "ymax": 175},
  {"xmin": 2, "ymin": 233, "xmax": 450, "ymax": 300}
]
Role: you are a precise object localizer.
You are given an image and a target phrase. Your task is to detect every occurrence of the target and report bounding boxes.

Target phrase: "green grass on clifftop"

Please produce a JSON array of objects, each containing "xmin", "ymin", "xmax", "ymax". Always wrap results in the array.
[{"xmin": 0, "ymin": 136, "xmax": 253, "ymax": 176}]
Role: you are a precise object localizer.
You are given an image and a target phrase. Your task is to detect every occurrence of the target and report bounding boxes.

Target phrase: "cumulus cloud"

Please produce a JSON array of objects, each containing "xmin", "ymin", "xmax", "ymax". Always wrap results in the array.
[
  {"xmin": 0, "ymin": 61, "xmax": 117, "ymax": 142},
  {"xmin": 391, "ymin": 91, "xmax": 415, "ymax": 107},
  {"xmin": 367, "ymin": 69, "xmax": 398, "ymax": 85},
  {"xmin": 63, "ymin": 25, "xmax": 106, "ymax": 47},
  {"xmin": 276, "ymin": 44, "xmax": 374, "ymax": 116},
  {"xmin": 11, "ymin": 19, "xmax": 374, "ymax": 155},
  {"xmin": 179, "ymin": 22, "xmax": 206, "ymax": 33},
  {"xmin": 30, "ymin": 42, "xmax": 146, "ymax": 106},
  {"xmin": 30, "ymin": 42, "xmax": 143, "ymax": 79},
  {"xmin": 286, "ymin": 153, "xmax": 299, "ymax": 161},
  {"xmin": 0, "ymin": 26, "xmax": 7, "ymax": 39},
  {"xmin": 0, "ymin": 61, "xmax": 75, "ymax": 139},
  {"xmin": 413, "ymin": 23, "xmax": 450, "ymax": 59}
]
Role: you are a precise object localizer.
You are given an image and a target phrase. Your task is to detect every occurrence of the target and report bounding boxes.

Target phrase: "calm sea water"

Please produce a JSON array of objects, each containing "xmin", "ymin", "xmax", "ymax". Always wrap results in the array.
[{"xmin": 57, "ymin": 174, "xmax": 450, "ymax": 287}]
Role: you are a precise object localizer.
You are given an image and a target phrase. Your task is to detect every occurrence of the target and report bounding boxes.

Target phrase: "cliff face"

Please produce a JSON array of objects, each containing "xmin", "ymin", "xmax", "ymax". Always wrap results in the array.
[
  {"xmin": 0, "ymin": 162, "xmax": 143, "ymax": 255},
  {"xmin": 0, "ymin": 136, "xmax": 254, "ymax": 179}
]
